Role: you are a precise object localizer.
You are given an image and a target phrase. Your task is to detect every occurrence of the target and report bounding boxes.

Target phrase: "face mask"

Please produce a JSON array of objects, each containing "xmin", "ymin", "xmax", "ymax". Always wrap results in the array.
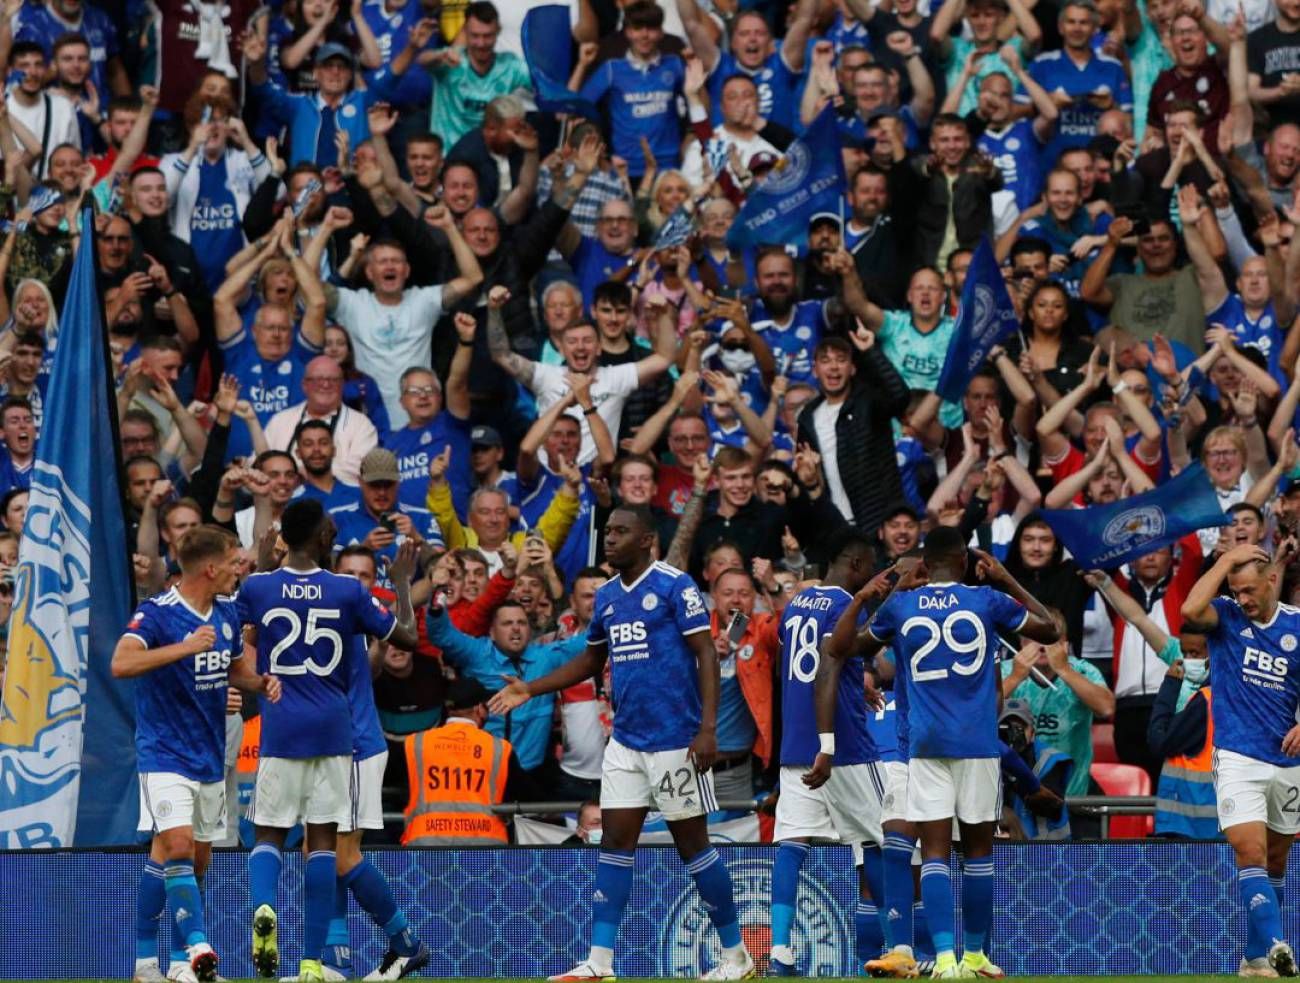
[
  {"xmin": 719, "ymin": 349, "xmax": 756, "ymax": 375},
  {"xmin": 1183, "ymin": 658, "xmax": 1208, "ymax": 686},
  {"xmin": 585, "ymin": 828, "xmax": 603, "ymax": 845}
]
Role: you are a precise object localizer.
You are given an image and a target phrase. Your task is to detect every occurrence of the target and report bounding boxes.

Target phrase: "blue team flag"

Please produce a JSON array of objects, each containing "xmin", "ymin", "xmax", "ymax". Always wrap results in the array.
[
  {"xmin": 727, "ymin": 105, "xmax": 845, "ymax": 251},
  {"xmin": 1038, "ymin": 464, "xmax": 1226, "ymax": 570},
  {"xmin": 0, "ymin": 207, "xmax": 136, "ymax": 847},
  {"xmin": 654, "ymin": 204, "xmax": 694, "ymax": 249},
  {"xmin": 936, "ymin": 236, "xmax": 1019, "ymax": 403},
  {"xmin": 522, "ymin": 6, "xmax": 600, "ymax": 120}
]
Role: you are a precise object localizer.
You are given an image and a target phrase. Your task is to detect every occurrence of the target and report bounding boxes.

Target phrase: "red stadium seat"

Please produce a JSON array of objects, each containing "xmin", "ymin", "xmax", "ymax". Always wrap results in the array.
[
  {"xmin": 1091, "ymin": 723, "xmax": 1118, "ymax": 764},
  {"xmin": 1089, "ymin": 763, "xmax": 1154, "ymax": 838}
]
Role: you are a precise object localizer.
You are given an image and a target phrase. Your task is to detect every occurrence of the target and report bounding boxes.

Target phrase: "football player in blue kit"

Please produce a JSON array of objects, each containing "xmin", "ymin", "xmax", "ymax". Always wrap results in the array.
[
  {"xmin": 489, "ymin": 504, "xmax": 754, "ymax": 981},
  {"xmin": 862, "ymin": 528, "xmax": 1058, "ymax": 979},
  {"xmin": 113, "ymin": 526, "xmax": 282, "ymax": 983},
  {"xmin": 1182, "ymin": 542, "xmax": 1300, "ymax": 979},
  {"xmin": 237, "ymin": 499, "xmax": 420, "ymax": 983},
  {"xmin": 766, "ymin": 529, "xmax": 889, "ymax": 977}
]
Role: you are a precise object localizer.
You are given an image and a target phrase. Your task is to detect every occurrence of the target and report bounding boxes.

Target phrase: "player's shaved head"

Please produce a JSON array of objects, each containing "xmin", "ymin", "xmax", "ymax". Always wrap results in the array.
[
  {"xmin": 176, "ymin": 525, "xmax": 238, "ymax": 573},
  {"xmin": 612, "ymin": 504, "xmax": 655, "ymax": 535},
  {"xmin": 280, "ymin": 498, "xmax": 327, "ymax": 550},
  {"xmin": 922, "ymin": 526, "xmax": 968, "ymax": 570}
]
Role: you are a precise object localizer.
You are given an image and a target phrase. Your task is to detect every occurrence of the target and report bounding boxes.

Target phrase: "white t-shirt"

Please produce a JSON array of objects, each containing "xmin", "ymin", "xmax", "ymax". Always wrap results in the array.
[
  {"xmin": 8, "ymin": 91, "xmax": 80, "ymax": 179},
  {"xmin": 531, "ymin": 361, "xmax": 639, "ymax": 466},
  {"xmin": 333, "ymin": 285, "xmax": 444, "ymax": 428},
  {"xmin": 812, "ymin": 399, "xmax": 853, "ymax": 522}
]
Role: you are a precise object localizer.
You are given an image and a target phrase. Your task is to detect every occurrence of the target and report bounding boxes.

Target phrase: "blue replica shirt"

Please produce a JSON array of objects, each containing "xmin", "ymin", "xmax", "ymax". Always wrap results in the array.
[
  {"xmin": 579, "ymin": 53, "xmax": 686, "ymax": 175},
  {"xmin": 219, "ymin": 330, "xmax": 319, "ymax": 461},
  {"xmin": 978, "ymin": 120, "xmax": 1044, "ymax": 210},
  {"xmin": 708, "ymin": 51, "xmax": 804, "ymax": 131},
  {"xmin": 718, "ymin": 646, "xmax": 758, "ymax": 754},
  {"xmin": 427, "ymin": 608, "xmax": 586, "ymax": 769},
  {"xmin": 346, "ymin": 635, "xmax": 387, "ymax": 761},
  {"xmin": 1206, "ymin": 295, "xmax": 1283, "ymax": 382},
  {"xmin": 123, "ymin": 588, "xmax": 243, "ymax": 783},
  {"xmin": 191, "ymin": 156, "xmax": 246, "ymax": 293},
  {"xmin": 868, "ymin": 583, "xmax": 1028, "ymax": 759},
  {"xmin": 878, "ymin": 648, "xmax": 913, "ymax": 761},
  {"xmin": 383, "ymin": 412, "xmax": 472, "ymax": 514},
  {"xmin": 360, "ymin": 0, "xmax": 434, "ymax": 107},
  {"xmin": 895, "ymin": 434, "xmax": 930, "ymax": 514},
  {"xmin": 588, "ymin": 561, "xmax": 712, "ymax": 751},
  {"xmin": 16, "ymin": 3, "xmax": 118, "ymax": 100},
  {"xmin": 750, "ymin": 298, "xmax": 828, "ymax": 387},
  {"xmin": 329, "ymin": 501, "xmax": 442, "ymax": 588},
  {"xmin": 513, "ymin": 464, "xmax": 595, "ymax": 583},
  {"xmin": 1207, "ymin": 597, "xmax": 1300, "ymax": 767},
  {"xmin": 779, "ymin": 585, "xmax": 878, "ymax": 767},
  {"xmin": 571, "ymin": 236, "xmax": 637, "ymax": 309},
  {"xmin": 236, "ymin": 567, "xmax": 397, "ymax": 759},
  {"xmin": 825, "ymin": 13, "xmax": 872, "ymax": 54},
  {"xmin": 293, "ymin": 478, "xmax": 361, "ymax": 513},
  {"xmin": 1023, "ymin": 49, "xmax": 1132, "ymax": 162},
  {"xmin": 0, "ymin": 447, "xmax": 31, "ymax": 496}
]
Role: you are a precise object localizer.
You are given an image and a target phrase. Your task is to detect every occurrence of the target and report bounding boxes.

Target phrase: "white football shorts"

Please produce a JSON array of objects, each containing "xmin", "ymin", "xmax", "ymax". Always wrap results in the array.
[
  {"xmin": 137, "ymin": 772, "xmax": 228, "ymax": 842},
  {"xmin": 774, "ymin": 762, "xmax": 886, "ymax": 847},
  {"xmin": 906, "ymin": 757, "xmax": 1001, "ymax": 824},
  {"xmin": 248, "ymin": 755, "xmax": 351, "ymax": 828},
  {"xmin": 600, "ymin": 738, "xmax": 718, "ymax": 821},
  {"xmin": 1213, "ymin": 748, "xmax": 1300, "ymax": 834},
  {"xmin": 338, "ymin": 751, "xmax": 388, "ymax": 834}
]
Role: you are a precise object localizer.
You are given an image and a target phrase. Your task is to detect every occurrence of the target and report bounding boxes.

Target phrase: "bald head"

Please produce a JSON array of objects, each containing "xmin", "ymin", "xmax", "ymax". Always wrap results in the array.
[{"xmin": 303, "ymin": 354, "xmax": 344, "ymax": 412}]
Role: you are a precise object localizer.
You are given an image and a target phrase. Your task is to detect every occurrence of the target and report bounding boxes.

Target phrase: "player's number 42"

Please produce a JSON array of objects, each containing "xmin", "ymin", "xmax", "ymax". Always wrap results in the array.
[{"xmin": 264, "ymin": 607, "xmax": 344, "ymax": 676}]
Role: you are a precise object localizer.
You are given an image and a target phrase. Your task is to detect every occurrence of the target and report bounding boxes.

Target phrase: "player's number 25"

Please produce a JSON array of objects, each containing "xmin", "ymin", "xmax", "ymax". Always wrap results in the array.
[
  {"xmin": 264, "ymin": 607, "xmax": 344, "ymax": 676},
  {"xmin": 900, "ymin": 612, "xmax": 987, "ymax": 682}
]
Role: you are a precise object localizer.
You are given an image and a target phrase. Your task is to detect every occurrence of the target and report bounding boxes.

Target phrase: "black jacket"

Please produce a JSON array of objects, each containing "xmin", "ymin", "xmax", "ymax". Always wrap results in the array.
[
  {"xmin": 794, "ymin": 344, "xmax": 910, "ymax": 535},
  {"xmin": 888, "ymin": 153, "xmax": 1001, "ymax": 270},
  {"xmin": 446, "ymin": 128, "xmax": 527, "ymax": 212}
]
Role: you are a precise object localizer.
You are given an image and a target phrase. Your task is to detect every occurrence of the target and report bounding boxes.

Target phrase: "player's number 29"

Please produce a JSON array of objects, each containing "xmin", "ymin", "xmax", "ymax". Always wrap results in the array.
[
  {"xmin": 264, "ymin": 607, "xmax": 344, "ymax": 676},
  {"xmin": 901, "ymin": 612, "xmax": 987, "ymax": 682}
]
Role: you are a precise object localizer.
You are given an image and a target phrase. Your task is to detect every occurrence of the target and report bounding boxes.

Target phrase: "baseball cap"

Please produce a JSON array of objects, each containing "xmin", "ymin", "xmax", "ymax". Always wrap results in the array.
[
  {"xmin": 359, "ymin": 448, "xmax": 400, "ymax": 484},
  {"xmin": 315, "ymin": 42, "xmax": 356, "ymax": 67},
  {"xmin": 446, "ymin": 676, "xmax": 493, "ymax": 711},
  {"xmin": 883, "ymin": 501, "xmax": 921, "ymax": 524},
  {"xmin": 809, "ymin": 211, "xmax": 842, "ymax": 230},
  {"xmin": 999, "ymin": 699, "xmax": 1035, "ymax": 728},
  {"xmin": 470, "ymin": 425, "xmax": 503, "ymax": 449}
]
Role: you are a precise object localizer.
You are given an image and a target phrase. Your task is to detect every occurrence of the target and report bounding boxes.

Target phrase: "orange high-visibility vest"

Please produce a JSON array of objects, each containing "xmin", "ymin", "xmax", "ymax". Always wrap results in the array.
[
  {"xmin": 237, "ymin": 715, "xmax": 261, "ymax": 774},
  {"xmin": 402, "ymin": 721, "xmax": 510, "ymax": 845}
]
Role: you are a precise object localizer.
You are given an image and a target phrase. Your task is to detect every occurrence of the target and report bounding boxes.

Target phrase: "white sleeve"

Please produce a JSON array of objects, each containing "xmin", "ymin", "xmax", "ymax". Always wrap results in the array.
[
  {"xmin": 333, "ymin": 288, "xmax": 364, "ymax": 334},
  {"xmin": 417, "ymin": 285, "xmax": 446, "ymax": 326},
  {"xmin": 610, "ymin": 361, "xmax": 640, "ymax": 395}
]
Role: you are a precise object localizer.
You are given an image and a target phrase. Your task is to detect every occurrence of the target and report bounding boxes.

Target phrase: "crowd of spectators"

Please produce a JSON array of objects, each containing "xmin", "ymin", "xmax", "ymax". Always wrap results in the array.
[{"xmin": 2, "ymin": 0, "xmax": 1300, "ymax": 840}]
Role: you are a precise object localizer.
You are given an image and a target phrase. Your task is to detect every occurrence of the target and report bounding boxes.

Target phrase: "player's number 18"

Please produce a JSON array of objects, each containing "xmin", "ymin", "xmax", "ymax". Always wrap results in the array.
[{"xmin": 263, "ymin": 607, "xmax": 345, "ymax": 676}]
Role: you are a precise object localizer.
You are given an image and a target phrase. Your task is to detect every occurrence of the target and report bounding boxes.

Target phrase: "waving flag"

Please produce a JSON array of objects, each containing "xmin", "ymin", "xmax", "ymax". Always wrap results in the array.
[
  {"xmin": 522, "ymin": 6, "xmax": 600, "ymax": 120},
  {"xmin": 0, "ymin": 207, "xmax": 135, "ymax": 847},
  {"xmin": 654, "ymin": 205, "xmax": 694, "ymax": 249},
  {"xmin": 936, "ymin": 236, "xmax": 1019, "ymax": 403},
  {"xmin": 1039, "ymin": 464, "xmax": 1226, "ymax": 570},
  {"xmin": 727, "ymin": 105, "xmax": 845, "ymax": 251}
]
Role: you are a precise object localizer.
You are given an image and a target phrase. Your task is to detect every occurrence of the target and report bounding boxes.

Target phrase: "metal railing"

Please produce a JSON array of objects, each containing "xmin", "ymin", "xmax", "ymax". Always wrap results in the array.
[{"xmin": 379, "ymin": 796, "xmax": 1159, "ymax": 839}]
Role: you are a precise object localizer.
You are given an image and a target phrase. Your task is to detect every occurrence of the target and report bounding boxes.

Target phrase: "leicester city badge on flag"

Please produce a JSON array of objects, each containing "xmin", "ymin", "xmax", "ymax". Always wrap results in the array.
[
  {"xmin": 726, "ymin": 105, "xmax": 846, "ymax": 252},
  {"xmin": 0, "ymin": 206, "xmax": 135, "ymax": 847},
  {"xmin": 653, "ymin": 205, "xmax": 693, "ymax": 250},
  {"xmin": 1038, "ymin": 464, "xmax": 1226, "ymax": 570},
  {"xmin": 936, "ymin": 236, "xmax": 1019, "ymax": 403}
]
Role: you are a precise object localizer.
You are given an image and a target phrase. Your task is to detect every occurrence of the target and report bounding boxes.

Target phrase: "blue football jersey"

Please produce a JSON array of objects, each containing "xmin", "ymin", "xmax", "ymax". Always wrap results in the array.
[
  {"xmin": 1208, "ymin": 597, "xmax": 1300, "ymax": 767},
  {"xmin": 587, "ymin": 562, "xmax": 711, "ymax": 751},
  {"xmin": 880, "ymin": 648, "xmax": 912, "ymax": 762},
  {"xmin": 708, "ymin": 51, "xmax": 804, "ymax": 131},
  {"xmin": 779, "ymin": 585, "xmax": 878, "ymax": 767},
  {"xmin": 123, "ymin": 589, "xmax": 244, "ymax": 783},
  {"xmin": 329, "ymin": 501, "xmax": 442, "ymax": 589},
  {"xmin": 346, "ymin": 635, "xmax": 387, "ymax": 761},
  {"xmin": 866, "ymin": 693, "xmax": 902, "ymax": 765},
  {"xmin": 382, "ymin": 412, "xmax": 473, "ymax": 514},
  {"xmin": 236, "ymin": 567, "xmax": 397, "ymax": 759},
  {"xmin": 868, "ymin": 583, "xmax": 1027, "ymax": 759},
  {"xmin": 218, "ymin": 330, "xmax": 318, "ymax": 462},
  {"xmin": 750, "ymin": 298, "xmax": 828, "ymax": 387},
  {"xmin": 1023, "ymin": 49, "xmax": 1132, "ymax": 162},
  {"xmin": 1206, "ymin": 295, "xmax": 1283, "ymax": 383},
  {"xmin": 579, "ymin": 54, "xmax": 686, "ymax": 174},
  {"xmin": 978, "ymin": 120, "xmax": 1044, "ymax": 209}
]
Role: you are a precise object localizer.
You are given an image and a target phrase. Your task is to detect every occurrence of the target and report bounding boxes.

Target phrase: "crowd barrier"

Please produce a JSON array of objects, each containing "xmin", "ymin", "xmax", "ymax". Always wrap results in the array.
[{"xmin": 0, "ymin": 841, "xmax": 1270, "ymax": 978}]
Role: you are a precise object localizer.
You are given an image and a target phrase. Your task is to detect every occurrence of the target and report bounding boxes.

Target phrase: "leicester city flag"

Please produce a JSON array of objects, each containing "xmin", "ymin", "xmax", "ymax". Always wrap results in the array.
[
  {"xmin": 1039, "ymin": 464, "xmax": 1226, "ymax": 570},
  {"xmin": 936, "ymin": 236, "xmax": 1019, "ymax": 403},
  {"xmin": 727, "ymin": 105, "xmax": 845, "ymax": 251},
  {"xmin": 653, "ymin": 204, "xmax": 694, "ymax": 250},
  {"xmin": 523, "ymin": 5, "xmax": 600, "ymax": 120},
  {"xmin": 0, "ymin": 207, "xmax": 136, "ymax": 847}
]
